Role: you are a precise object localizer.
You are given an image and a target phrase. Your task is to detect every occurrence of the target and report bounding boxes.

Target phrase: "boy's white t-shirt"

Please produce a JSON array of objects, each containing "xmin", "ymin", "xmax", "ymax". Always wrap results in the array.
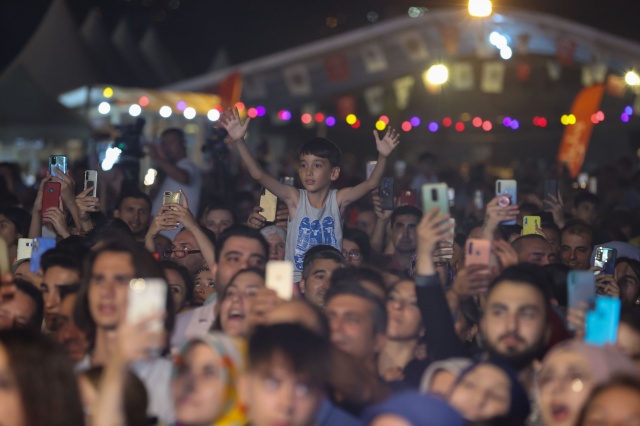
[{"xmin": 285, "ymin": 189, "xmax": 343, "ymax": 282}]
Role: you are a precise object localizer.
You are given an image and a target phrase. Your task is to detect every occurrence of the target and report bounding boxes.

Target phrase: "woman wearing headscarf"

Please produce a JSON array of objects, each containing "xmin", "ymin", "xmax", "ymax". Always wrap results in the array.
[
  {"xmin": 535, "ymin": 341, "xmax": 639, "ymax": 426},
  {"xmin": 172, "ymin": 332, "xmax": 247, "ymax": 425}
]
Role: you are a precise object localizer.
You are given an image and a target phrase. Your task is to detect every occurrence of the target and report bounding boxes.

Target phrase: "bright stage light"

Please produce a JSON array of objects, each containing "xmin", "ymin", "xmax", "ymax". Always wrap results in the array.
[
  {"xmin": 160, "ymin": 106, "xmax": 172, "ymax": 118},
  {"xmin": 183, "ymin": 107, "xmax": 196, "ymax": 119},
  {"xmin": 425, "ymin": 64, "xmax": 449, "ymax": 85},
  {"xmin": 98, "ymin": 102, "xmax": 110, "ymax": 115},
  {"xmin": 207, "ymin": 109, "xmax": 220, "ymax": 121},
  {"xmin": 129, "ymin": 104, "xmax": 141, "ymax": 117},
  {"xmin": 626, "ymin": 71, "xmax": 640, "ymax": 86},
  {"xmin": 469, "ymin": 0, "xmax": 492, "ymax": 17}
]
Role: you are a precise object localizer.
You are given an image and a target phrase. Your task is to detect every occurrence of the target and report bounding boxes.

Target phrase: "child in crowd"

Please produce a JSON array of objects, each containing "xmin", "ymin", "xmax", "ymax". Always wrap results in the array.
[{"xmin": 220, "ymin": 107, "xmax": 400, "ymax": 281}]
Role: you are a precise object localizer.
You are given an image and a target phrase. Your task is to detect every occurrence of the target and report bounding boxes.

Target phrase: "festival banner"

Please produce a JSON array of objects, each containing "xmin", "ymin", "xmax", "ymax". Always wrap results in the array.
[
  {"xmin": 283, "ymin": 64, "xmax": 312, "ymax": 96},
  {"xmin": 242, "ymin": 74, "xmax": 266, "ymax": 99},
  {"xmin": 546, "ymin": 60, "xmax": 562, "ymax": 81},
  {"xmin": 360, "ymin": 43, "xmax": 388, "ymax": 74},
  {"xmin": 481, "ymin": 61, "xmax": 505, "ymax": 93},
  {"xmin": 364, "ymin": 85, "xmax": 385, "ymax": 115},
  {"xmin": 556, "ymin": 39, "xmax": 576, "ymax": 67},
  {"xmin": 438, "ymin": 25, "xmax": 460, "ymax": 56},
  {"xmin": 451, "ymin": 62, "xmax": 474, "ymax": 91},
  {"xmin": 324, "ymin": 52, "xmax": 350, "ymax": 82},
  {"xmin": 398, "ymin": 31, "xmax": 429, "ymax": 62},
  {"xmin": 337, "ymin": 95, "xmax": 356, "ymax": 119},
  {"xmin": 517, "ymin": 62, "xmax": 532, "ymax": 82},
  {"xmin": 393, "ymin": 76, "xmax": 415, "ymax": 110},
  {"xmin": 218, "ymin": 72, "xmax": 243, "ymax": 108},
  {"xmin": 557, "ymin": 84, "xmax": 605, "ymax": 178}
]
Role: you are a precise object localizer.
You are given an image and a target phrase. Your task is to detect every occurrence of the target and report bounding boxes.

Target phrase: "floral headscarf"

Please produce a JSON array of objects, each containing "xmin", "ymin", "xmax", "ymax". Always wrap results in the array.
[{"xmin": 173, "ymin": 332, "xmax": 247, "ymax": 426}]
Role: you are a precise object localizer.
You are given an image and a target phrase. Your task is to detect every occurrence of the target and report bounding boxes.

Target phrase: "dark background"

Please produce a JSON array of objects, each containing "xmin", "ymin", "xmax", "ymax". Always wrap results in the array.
[{"xmin": 1, "ymin": 0, "xmax": 638, "ymax": 78}]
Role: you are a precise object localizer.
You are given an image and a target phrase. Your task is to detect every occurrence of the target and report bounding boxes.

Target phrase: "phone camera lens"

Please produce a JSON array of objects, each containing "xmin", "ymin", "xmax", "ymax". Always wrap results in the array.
[{"xmin": 51, "ymin": 157, "xmax": 56, "ymax": 164}]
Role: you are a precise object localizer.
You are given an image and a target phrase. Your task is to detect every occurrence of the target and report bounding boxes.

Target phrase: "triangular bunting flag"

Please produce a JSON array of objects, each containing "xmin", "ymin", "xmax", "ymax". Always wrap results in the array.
[
  {"xmin": 393, "ymin": 76, "xmax": 415, "ymax": 110},
  {"xmin": 324, "ymin": 52, "xmax": 350, "ymax": 82},
  {"xmin": 451, "ymin": 62, "xmax": 474, "ymax": 91},
  {"xmin": 364, "ymin": 85, "xmax": 385, "ymax": 116},
  {"xmin": 481, "ymin": 61, "xmax": 506, "ymax": 93},
  {"xmin": 360, "ymin": 43, "xmax": 388, "ymax": 74},
  {"xmin": 398, "ymin": 31, "xmax": 429, "ymax": 62},
  {"xmin": 283, "ymin": 64, "xmax": 312, "ymax": 96}
]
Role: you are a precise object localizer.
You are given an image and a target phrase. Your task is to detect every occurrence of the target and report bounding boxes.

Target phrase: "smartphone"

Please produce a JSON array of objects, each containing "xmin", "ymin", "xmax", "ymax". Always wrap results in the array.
[
  {"xmin": 447, "ymin": 188, "xmax": 455, "ymax": 207},
  {"xmin": 441, "ymin": 218, "xmax": 455, "ymax": 260},
  {"xmin": 588, "ymin": 177, "xmax": 598, "ymax": 194},
  {"xmin": 473, "ymin": 189, "xmax": 484, "ymax": 210},
  {"xmin": 578, "ymin": 172, "xmax": 589, "ymax": 188},
  {"xmin": 523, "ymin": 216, "xmax": 541, "ymax": 235},
  {"xmin": 380, "ymin": 177, "xmax": 394, "ymax": 210},
  {"xmin": 366, "ymin": 161, "xmax": 377, "ymax": 180},
  {"xmin": 422, "ymin": 183, "xmax": 449, "ymax": 214},
  {"xmin": 30, "ymin": 238, "xmax": 56, "ymax": 274},
  {"xmin": 594, "ymin": 247, "xmax": 617, "ymax": 275},
  {"xmin": 465, "ymin": 238, "xmax": 491, "ymax": 267},
  {"xmin": 127, "ymin": 278, "xmax": 167, "ymax": 332},
  {"xmin": 259, "ymin": 188, "xmax": 278, "ymax": 222},
  {"xmin": 84, "ymin": 170, "xmax": 98, "ymax": 198},
  {"xmin": 585, "ymin": 296, "xmax": 621, "ymax": 346},
  {"xmin": 266, "ymin": 261, "xmax": 294, "ymax": 300},
  {"xmin": 495, "ymin": 179, "xmax": 517, "ymax": 225},
  {"xmin": 49, "ymin": 155, "xmax": 68, "ymax": 178},
  {"xmin": 162, "ymin": 191, "xmax": 181, "ymax": 211},
  {"xmin": 543, "ymin": 180, "xmax": 558, "ymax": 209},
  {"xmin": 17, "ymin": 238, "xmax": 33, "ymax": 261},
  {"xmin": 567, "ymin": 270, "xmax": 596, "ymax": 329},
  {"xmin": 281, "ymin": 176, "xmax": 295, "ymax": 186},
  {"xmin": 42, "ymin": 181, "xmax": 61, "ymax": 216},
  {"xmin": 0, "ymin": 238, "xmax": 9, "ymax": 278},
  {"xmin": 399, "ymin": 189, "xmax": 416, "ymax": 206}
]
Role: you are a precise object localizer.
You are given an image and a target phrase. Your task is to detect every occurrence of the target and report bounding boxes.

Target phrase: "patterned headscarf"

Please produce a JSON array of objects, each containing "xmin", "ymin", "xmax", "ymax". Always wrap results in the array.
[{"xmin": 173, "ymin": 332, "xmax": 247, "ymax": 425}]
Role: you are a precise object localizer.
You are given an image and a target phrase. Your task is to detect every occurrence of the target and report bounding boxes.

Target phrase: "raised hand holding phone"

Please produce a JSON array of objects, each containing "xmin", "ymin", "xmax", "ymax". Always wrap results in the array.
[{"xmin": 266, "ymin": 261, "xmax": 294, "ymax": 300}]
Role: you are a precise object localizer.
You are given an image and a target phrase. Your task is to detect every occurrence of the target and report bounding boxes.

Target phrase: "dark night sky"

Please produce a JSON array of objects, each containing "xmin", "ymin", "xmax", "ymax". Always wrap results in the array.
[{"xmin": 1, "ymin": 0, "xmax": 640, "ymax": 79}]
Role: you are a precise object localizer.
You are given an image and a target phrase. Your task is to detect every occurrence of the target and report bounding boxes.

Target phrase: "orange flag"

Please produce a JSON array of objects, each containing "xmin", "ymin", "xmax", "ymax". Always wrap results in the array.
[
  {"xmin": 557, "ymin": 84, "xmax": 605, "ymax": 178},
  {"xmin": 218, "ymin": 72, "xmax": 243, "ymax": 109}
]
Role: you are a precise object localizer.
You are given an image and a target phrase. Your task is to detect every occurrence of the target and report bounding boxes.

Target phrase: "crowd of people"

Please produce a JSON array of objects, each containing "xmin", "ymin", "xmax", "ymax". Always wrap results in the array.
[{"xmin": 1, "ymin": 107, "xmax": 640, "ymax": 426}]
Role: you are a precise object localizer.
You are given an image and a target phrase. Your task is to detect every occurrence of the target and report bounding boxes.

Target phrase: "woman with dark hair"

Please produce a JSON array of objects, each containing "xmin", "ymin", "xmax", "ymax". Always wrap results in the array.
[
  {"xmin": 73, "ymin": 238, "xmax": 176, "ymax": 425},
  {"xmin": 576, "ymin": 375, "xmax": 640, "ymax": 425},
  {"xmin": 214, "ymin": 267, "xmax": 266, "ymax": 338},
  {"xmin": 342, "ymin": 227, "xmax": 372, "ymax": 267},
  {"xmin": 0, "ymin": 329, "xmax": 84, "ymax": 426},
  {"xmin": 160, "ymin": 261, "xmax": 194, "ymax": 314}
]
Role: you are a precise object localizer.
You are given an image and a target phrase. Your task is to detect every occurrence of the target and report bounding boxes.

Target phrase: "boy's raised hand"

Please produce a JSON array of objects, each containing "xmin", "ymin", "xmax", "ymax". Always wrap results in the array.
[
  {"xmin": 373, "ymin": 127, "xmax": 400, "ymax": 158},
  {"xmin": 219, "ymin": 107, "xmax": 250, "ymax": 143}
]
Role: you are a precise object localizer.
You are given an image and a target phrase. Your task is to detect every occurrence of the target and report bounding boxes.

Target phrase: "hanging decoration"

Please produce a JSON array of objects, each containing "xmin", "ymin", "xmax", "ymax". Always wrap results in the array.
[
  {"xmin": 360, "ymin": 43, "xmax": 388, "ymax": 74},
  {"xmin": 283, "ymin": 64, "xmax": 312, "ymax": 96},
  {"xmin": 481, "ymin": 61, "xmax": 506, "ymax": 93},
  {"xmin": 324, "ymin": 52, "xmax": 350, "ymax": 82},
  {"xmin": 364, "ymin": 85, "xmax": 385, "ymax": 115},
  {"xmin": 393, "ymin": 76, "xmax": 415, "ymax": 110},
  {"xmin": 451, "ymin": 62, "xmax": 475, "ymax": 91},
  {"xmin": 397, "ymin": 30, "xmax": 430, "ymax": 62}
]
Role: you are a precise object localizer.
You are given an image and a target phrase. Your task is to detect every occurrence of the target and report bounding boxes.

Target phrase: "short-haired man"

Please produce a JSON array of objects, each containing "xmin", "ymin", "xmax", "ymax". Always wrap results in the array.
[
  {"xmin": 354, "ymin": 209, "xmax": 377, "ymax": 239},
  {"xmin": 113, "ymin": 191, "xmax": 152, "ymax": 240},
  {"xmin": 324, "ymin": 281, "xmax": 387, "ymax": 375},
  {"xmin": 0, "ymin": 279, "xmax": 44, "ymax": 331},
  {"xmin": 382, "ymin": 206, "xmax": 423, "ymax": 272},
  {"xmin": 560, "ymin": 220, "xmax": 594, "ymax": 270},
  {"xmin": 242, "ymin": 323, "xmax": 331, "ymax": 426},
  {"xmin": 172, "ymin": 225, "xmax": 268, "ymax": 349},
  {"xmin": 511, "ymin": 234, "xmax": 555, "ymax": 266},
  {"xmin": 40, "ymin": 247, "xmax": 84, "ymax": 331},
  {"xmin": 299, "ymin": 245, "xmax": 346, "ymax": 308},
  {"xmin": 51, "ymin": 291, "xmax": 89, "ymax": 365},
  {"xmin": 149, "ymin": 128, "xmax": 202, "ymax": 238}
]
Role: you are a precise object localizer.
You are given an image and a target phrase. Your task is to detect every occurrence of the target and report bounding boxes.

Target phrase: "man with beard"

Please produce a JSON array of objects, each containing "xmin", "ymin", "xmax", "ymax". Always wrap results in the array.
[
  {"xmin": 413, "ymin": 207, "xmax": 550, "ymax": 395},
  {"xmin": 382, "ymin": 206, "xmax": 423, "ymax": 273}
]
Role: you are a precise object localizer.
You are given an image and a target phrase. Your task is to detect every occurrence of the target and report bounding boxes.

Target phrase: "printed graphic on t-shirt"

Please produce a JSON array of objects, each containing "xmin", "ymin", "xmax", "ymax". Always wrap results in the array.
[{"xmin": 294, "ymin": 216, "xmax": 337, "ymax": 270}]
